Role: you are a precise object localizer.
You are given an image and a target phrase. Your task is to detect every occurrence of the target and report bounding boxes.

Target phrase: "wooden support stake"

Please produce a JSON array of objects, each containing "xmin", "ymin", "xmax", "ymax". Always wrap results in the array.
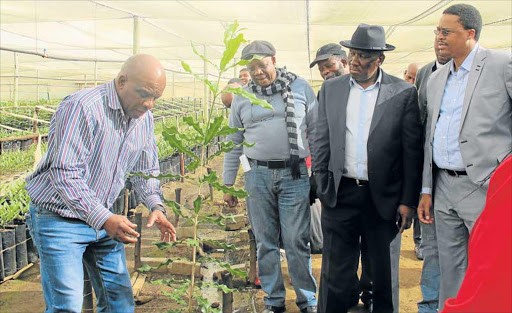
[
  {"xmin": 123, "ymin": 189, "xmax": 129, "ymax": 216},
  {"xmin": 179, "ymin": 152, "xmax": 185, "ymax": 183},
  {"xmin": 82, "ymin": 265, "xmax": 94, "ymax": 313},
  {"xmin": 174, "ymin": 188, "xmax": 182, "ymax": 226},
  {"xmin": 207, "ymin": 167, "xmax": 214, "ymax": 201},
  {"xmin": 248, "ymin": 228, "xmax": 257, "ymax": 285},
  {"xmin": 221, "ymin": 271, "xmax": 233, "ymax": 313},
  {"xmin": 134, "ymin": 213, "xmax": 142, "ymax": 271}
]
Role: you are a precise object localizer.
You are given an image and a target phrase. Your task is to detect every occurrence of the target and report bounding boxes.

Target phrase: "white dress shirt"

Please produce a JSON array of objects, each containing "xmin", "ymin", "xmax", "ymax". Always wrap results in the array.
[{"xmin": 344, "ymin": 70, "xmax": 382, "ymax": 180}]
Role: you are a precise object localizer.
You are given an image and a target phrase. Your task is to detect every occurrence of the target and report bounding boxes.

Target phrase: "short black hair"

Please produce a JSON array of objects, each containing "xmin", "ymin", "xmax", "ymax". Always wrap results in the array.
[
  {"xmin": 239, "ymin": 68, "xmax": 249, "ymax": 73},
  {"xmin": 443, "ymin": 4, "xmax": 482, "ymax": 41}
]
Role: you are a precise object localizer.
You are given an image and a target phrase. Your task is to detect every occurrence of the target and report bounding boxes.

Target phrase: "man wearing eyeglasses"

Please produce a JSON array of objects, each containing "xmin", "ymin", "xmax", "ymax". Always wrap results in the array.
[{"xmin": 419, "ymin": 4, "xmax": 512, "ymax": 310}]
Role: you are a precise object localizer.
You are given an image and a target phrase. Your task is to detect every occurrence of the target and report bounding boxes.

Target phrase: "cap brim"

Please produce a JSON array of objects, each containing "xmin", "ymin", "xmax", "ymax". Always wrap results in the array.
[
  {"xmin": 309, "ymin": 53, "xmax": 337, "ymax": 68},
  {"xmin": 340, "ymin": 40, "xmax": 396, "ymax": 51},
  {"xmin": 241, "ymin": 53, "xmax": 274, "ymax": 61}
]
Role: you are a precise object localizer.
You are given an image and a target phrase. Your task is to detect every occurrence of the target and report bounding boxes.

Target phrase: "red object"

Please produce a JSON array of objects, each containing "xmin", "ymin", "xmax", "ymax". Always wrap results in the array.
[
  {"xmin": 442, "ymin": 155, "xmax": 512, "ymax": 313},
  {"xmin": 306, "ymin": 156, "xmax": 312, "ymax": 169}
]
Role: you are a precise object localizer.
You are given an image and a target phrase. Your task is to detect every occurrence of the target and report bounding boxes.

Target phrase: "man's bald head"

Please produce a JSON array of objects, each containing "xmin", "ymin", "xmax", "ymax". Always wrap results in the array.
[
  {"xmin": 404, "ymin": 63, "xmax": 419, "ymax": 84},
  {"xmin": 115, "ymin": 54, "xmax": 167, "ymax": 119}
]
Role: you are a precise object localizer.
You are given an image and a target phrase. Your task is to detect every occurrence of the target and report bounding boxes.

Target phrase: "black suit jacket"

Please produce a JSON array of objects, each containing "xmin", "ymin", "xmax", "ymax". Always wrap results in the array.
[{"xmin": 310, "ymin": 70, "xmax": 423, "ymax": 221}]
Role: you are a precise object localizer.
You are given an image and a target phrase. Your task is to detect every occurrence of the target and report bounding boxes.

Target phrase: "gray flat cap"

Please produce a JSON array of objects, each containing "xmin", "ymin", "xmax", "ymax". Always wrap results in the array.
[
  {"xmin": 241, "ymin": 40, "xmax": 276, "ymax": 60},
  {"xmin": 310, "ymin": 43, "xmax": 347, "ymax": 68}
]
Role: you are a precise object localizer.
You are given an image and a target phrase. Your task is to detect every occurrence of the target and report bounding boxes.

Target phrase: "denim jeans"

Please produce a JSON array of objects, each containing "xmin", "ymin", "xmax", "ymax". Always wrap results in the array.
[
  {"xmin": 26, "ymin": 205, "xmax": 134, "ymax": 313},
  {"xmin": 417, "ymin": 221, "xmax": 440, "ymax": 313},
  {"xmin": 244, "ymin": 160, "xmax": 317, "ymax": 309}
]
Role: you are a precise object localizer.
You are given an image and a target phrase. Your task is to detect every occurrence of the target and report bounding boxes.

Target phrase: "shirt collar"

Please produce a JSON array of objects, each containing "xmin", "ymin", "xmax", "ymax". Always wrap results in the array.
[
  {"xmin": 349, "ymin": 68, "xmax": 382, "ymax": 91},
  {"xmin": 106, "ymin": 79, "xmax": 123, "ymax": 112},
  {"xmin": 451, "ymin": 43, "xmax": 479, "ymax": 74}
]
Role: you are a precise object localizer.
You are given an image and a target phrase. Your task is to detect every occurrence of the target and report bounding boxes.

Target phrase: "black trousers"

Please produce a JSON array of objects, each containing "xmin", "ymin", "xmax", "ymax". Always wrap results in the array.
[{"xmin": 318, "ymin": 179, "xmax": 397, "ymax": 313}]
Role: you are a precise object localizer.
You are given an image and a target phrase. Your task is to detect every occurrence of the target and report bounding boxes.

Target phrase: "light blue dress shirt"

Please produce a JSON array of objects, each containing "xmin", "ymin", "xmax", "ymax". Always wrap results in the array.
[
  {"xmin": 433, "ymin": 44, "xmax": 479, "ymax": 170},
  {"xmin": 344, "ymin": 71, "xmax": 382, "ymax": 180}
]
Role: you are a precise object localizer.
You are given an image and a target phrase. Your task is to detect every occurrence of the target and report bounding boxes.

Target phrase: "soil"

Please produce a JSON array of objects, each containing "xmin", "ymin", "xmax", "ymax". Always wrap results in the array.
[{"xmin": 0, "ymin": 156, "xmax": 423, "ymax": 313}]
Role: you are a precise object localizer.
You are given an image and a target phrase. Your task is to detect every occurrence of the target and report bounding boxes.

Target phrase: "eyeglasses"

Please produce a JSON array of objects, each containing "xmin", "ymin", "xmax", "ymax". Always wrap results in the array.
[{"xmin": 433, "ymin": 28, "xmax": 460, "ymax": 36}]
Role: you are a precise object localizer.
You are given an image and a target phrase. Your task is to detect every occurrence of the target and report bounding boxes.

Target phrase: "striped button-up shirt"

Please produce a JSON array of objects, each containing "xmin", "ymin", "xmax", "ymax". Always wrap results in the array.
[{"xmin": 26, "ymin": 80, "xmax": 162, "ymax": 230}]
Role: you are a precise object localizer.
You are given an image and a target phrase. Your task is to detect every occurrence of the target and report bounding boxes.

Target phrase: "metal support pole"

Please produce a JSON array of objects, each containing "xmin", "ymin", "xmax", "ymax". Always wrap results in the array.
[
  {"xmin": 133, "ymin": 16, "xmax": 140, "ymax": 55},
  {"xmin": 203, "ymin": 45, "xmax": 208, "ymax": 123},
  {"xmin": 13, "ymin": 52, "xmax": 19, "ymax": 106},
  {"xmin": 134, "ymin": 213, "xmax": 142, "ymax": 271},
  {"xmin": 36, "ymin": 70, "xmax": 40, "ymax": 102},
  {"xmin": 94, "ymin": 62, "xmax": 98, "ymax": 87},
  {"xmin": 193, "ymin": 76, "xmax": 196, "ymax": 99},
  {"xmin": 172, "ymin": 72, "xmax": 175, "ymax": 99}
]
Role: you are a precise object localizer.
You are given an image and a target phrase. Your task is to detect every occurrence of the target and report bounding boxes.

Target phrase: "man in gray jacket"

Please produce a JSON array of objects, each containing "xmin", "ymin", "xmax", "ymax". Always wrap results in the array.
[
  {"xmin": 223, "ymin": 41, "xmax": 318, "ymax": 313},
  {"xmin": 419, "ymin": 4, "xmax": 511, "ymax": 309},
  {"xmin": 415, "ymin": 38, "xmax": 451, "ymax": 313}
]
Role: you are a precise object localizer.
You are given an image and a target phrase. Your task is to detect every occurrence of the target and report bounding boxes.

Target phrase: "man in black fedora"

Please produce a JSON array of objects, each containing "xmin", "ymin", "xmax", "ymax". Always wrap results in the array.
[{"xmin": 310, "ymin": 24, "xmax": 423, "ymax": 313}]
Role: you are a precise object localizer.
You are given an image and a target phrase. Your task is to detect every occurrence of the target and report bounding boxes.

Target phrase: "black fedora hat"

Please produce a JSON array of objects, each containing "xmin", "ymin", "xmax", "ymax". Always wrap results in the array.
[{"xmin": 340, "ymin": 24, "xmax": 395, "ymax": 51}]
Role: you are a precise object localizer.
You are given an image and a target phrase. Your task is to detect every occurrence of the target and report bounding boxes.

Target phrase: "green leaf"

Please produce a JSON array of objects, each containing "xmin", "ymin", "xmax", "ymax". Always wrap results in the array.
[
  {"xmin": 191, "ymin": 42, "xmax": 219, "ymax": 71},
  {"xmin": 138, "ymin": 264, "xmax": 152, "ymax": 272},
  {"xmin": 199, "ymin": 215, "xmax": 225, "ymax": 227},
  {"xmin": 154, "ymin": 240, "xmax": 185, "ymax": 250},
  {"xmin": 181, "ymin": 61, "xmax": 218, "ymax": 95},
  {"xmin": 206, "ymin": 140, "xmax": 255, "ymax": 162},
  {"xmin": 182, "ymin": 116, "xmax": 204, "ymax": 136},
  {"xmin": 184, "ymin": 238, "xmax": 200, "ymax": 247},
  {"xmin": 162, "ymin": 130, "xmax": 196, "ymax": 159},
  {"xmin": 202, "ymin": 170, "xmax": 249, "ymax": 198},
  {"xmin": 138, "ymin": 259, "xmax": 173, "ymax": 273},
  {"xmin": 185, "ymin": 159, "xmax": 201, "ymax": 172},
  {"xmin": 130, "ymin": 171, "xmax": 185, "ymax": 182},
  {"xmin": 203, "ymin": 116, "xmax": 224, "ymax": 145},
  {"xmin": 200, "ymin": 257, "xmax": 248, "ymax": 278},
  {"xmin": 215, "ymin": 125, "xmax": 239, "ymax": 137},
  {"xmin": 181, "ymin": 60, "xmax": 193, "ymax": 74},
  {"xmin": 220, "ymin": 33, "xmax": 246, "ymax": 71},
  {"xmin": 225, "ymin": 86, "xmax": 273, "ymax": 110},
  {"xmin": 201, "ymin": 281, "xmax": 236, "ymax": 293},
  {"xmin": 202, "ymin": 239, "xmax": 236, "ymax": 250},
  {"xmin": 193, "ymin": 195, "xmax": 202, "ymax": 215}
]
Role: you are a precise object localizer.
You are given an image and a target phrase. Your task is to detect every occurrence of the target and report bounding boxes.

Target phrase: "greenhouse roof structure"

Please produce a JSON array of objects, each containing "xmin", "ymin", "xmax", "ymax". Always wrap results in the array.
[{"xmin": 1, "ymin": 0, "xmax": 511, "ymax": 101}]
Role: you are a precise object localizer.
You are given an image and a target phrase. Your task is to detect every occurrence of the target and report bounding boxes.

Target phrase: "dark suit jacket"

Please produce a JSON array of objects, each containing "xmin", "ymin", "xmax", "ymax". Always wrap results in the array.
[
  {"xmin": 415, "ymin": 61, "xmax": 437, "ymax": 126},
  {"xmin": 310, "ymin": 70, "xmax": 423, "ymax": 221}
]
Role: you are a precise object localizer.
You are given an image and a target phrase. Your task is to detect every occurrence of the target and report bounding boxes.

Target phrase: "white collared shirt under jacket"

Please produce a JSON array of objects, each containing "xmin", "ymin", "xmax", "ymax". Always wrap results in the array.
[{"xmin": 344, "ymin": 71, "xmax": 382, "ymax": 181}]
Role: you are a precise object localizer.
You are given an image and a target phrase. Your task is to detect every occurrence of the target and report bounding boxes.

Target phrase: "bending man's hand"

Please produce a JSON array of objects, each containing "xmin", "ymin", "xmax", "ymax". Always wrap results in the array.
[
  {"xmin": 103, "ymin": 215, "xmax": 139, "ymax": 244},
  {"xmin": 147, "ymin": 209, "xmax": 176, "ymax": 242},
  {"xmin": 223, "ymin": 184, "xmax": 238, "ymax": 207},
  {"xmin": 418, "ymin": 194, "xmax": 434, "ymax": 224},
  {"xmin": 398, "ymin": 204, "xmax": 414, "ymax": 234}
]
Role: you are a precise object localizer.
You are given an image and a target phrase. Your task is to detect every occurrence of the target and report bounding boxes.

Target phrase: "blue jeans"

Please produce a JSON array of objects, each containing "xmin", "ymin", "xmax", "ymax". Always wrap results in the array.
[
  {"xmin": 26, "ymin": 205, "xmax": 134, "ymax": 313},
  {"xmin": 244, "ymin": 160, "xmax": 317, "ymax": 309},
  {"xmin": 417, "ymin": 221, "xmax": 440, "ymax": 313}
]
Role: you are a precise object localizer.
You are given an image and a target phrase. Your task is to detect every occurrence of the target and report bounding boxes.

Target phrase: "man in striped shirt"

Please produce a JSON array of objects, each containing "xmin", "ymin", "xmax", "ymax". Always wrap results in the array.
[{"xmin": 25, "ymin": 54, "xmax": 176, "ymax": 313}]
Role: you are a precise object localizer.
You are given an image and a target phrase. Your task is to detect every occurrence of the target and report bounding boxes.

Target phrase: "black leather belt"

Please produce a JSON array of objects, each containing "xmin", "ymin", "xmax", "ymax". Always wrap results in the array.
[
  {"xmin": 441, "ymin": 169, "xmax": 467, "ymax": 176},
  {"xmin": 341, "ymin": 176, "xmax": 369, "ymax": 186},
  {"xmin": 248, "ymin": 158, "xmax": 304, "ymax": 169}
]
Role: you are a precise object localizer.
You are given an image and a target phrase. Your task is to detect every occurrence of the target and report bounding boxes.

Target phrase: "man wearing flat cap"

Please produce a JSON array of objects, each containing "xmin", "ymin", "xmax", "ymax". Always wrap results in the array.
[
  {"xmin": 223, "ymin": 40, "xmax": 318, "ymax": 313},
  {"xmin": 310, "ymin": 24, "xmax": 423, "ymax": 313},
  {"xmin": 310, "ymin": 43, "xmax": 349, "ymax": 80}
]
